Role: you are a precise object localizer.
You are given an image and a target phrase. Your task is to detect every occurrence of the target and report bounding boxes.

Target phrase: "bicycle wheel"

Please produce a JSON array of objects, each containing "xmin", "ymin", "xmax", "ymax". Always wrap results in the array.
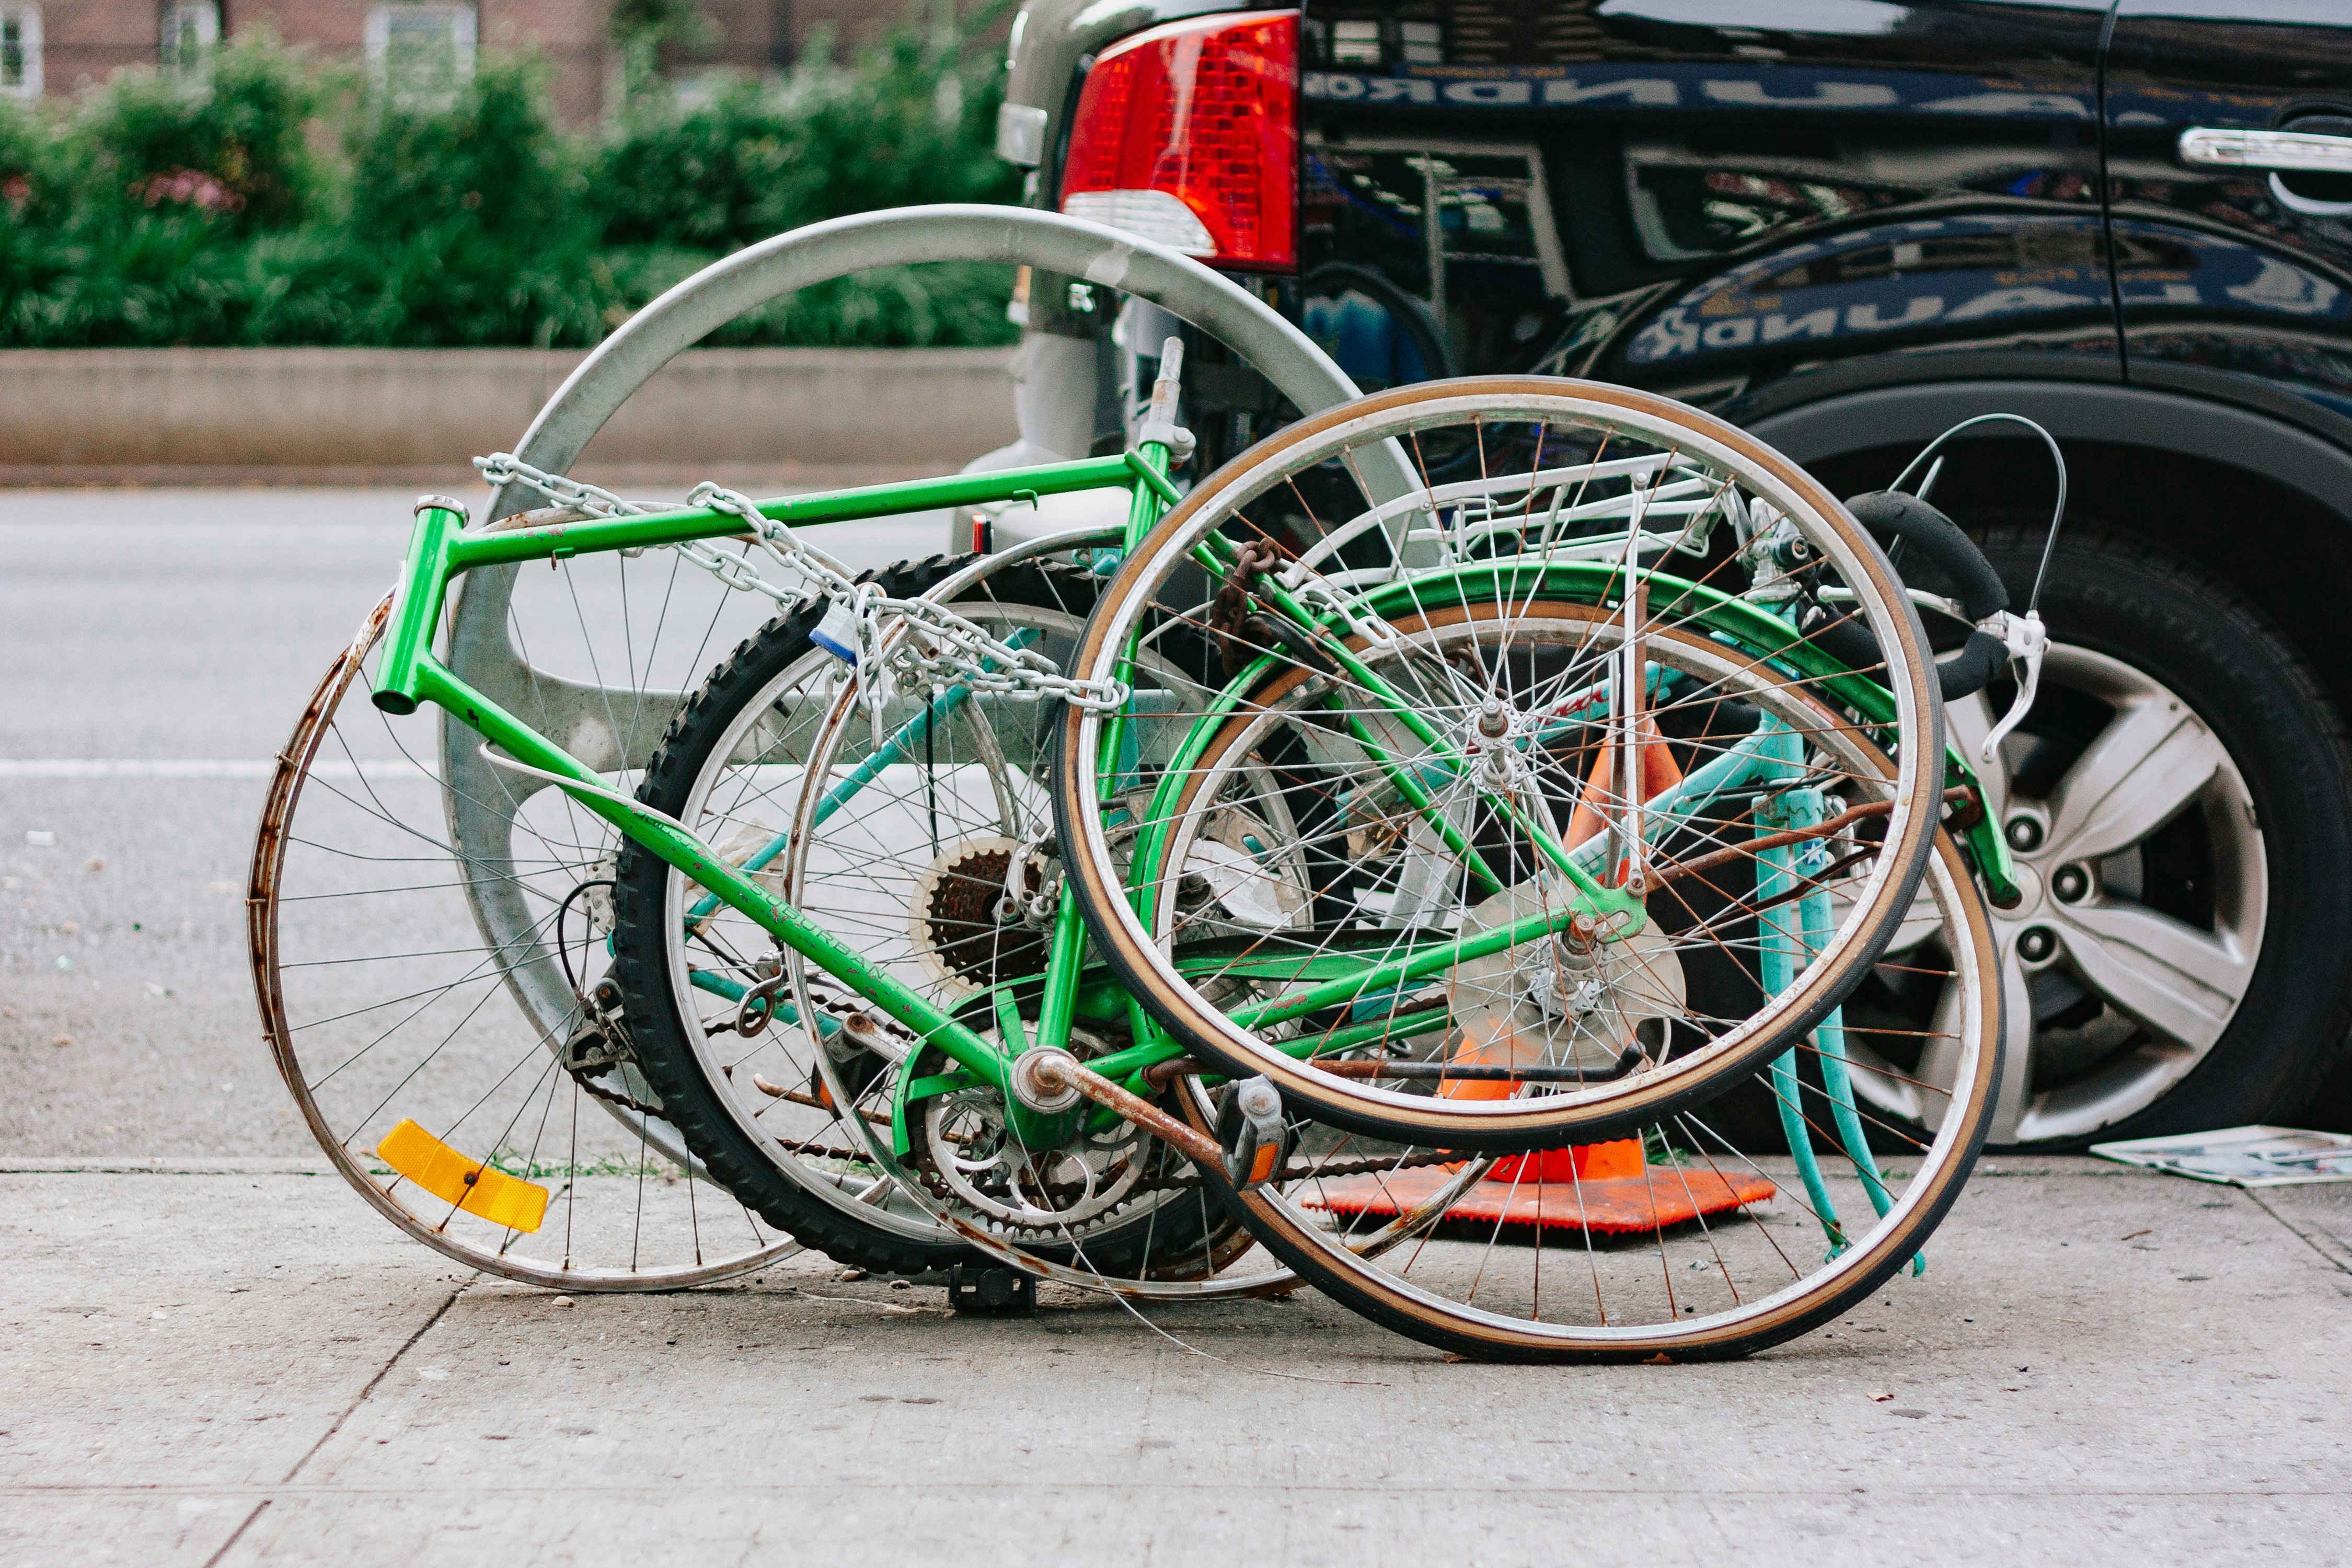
[
  {"xmin": 428, "ymin": 211, "xmax": 1377, "ymax": 1157},
  {"xmin": 257, "ymin": 205, "xmax": 1358, "ymax": 1289},
  {"xmin": 252, "ymin": 585, "xmax": 800, "ymax": 1289},
  {"xmin": 609, "ymin": 538, "xmax": 1294, "ymax": 1295},
  {"xmin": 1184, "ymin": 825, "xmax": 2000, "ymax": 1362},
  {"xmin": 1055, "ymin": 377, "xmax": 1952, "ymax": 1149}
]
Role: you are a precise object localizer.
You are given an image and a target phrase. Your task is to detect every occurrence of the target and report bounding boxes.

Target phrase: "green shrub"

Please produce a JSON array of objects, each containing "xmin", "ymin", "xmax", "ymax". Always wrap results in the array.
[
  {"xmin": 0, "ymin": 93, "xmax": 64, "ymax": 217},
  {"xmin": 759, "ymin": 16, "xmax": 1019, "ymax": 225},
  {"xmin": 593, "ymin": 8, "xmax": 1019, "ymax": 251},
  {"xmin": 72, "ymin": 29, "xmax": 324, "ymax": 228},
  {"xmin": 347, "ymin": 53, "xmax": 580, "ymax": 246},
  {"xmin": 0, "ymin": 2, "xmax": 1021, "ymax": 350},
  {"xmin": 594, "ymin": 76, "xmax": 800, "ymax": 250}
]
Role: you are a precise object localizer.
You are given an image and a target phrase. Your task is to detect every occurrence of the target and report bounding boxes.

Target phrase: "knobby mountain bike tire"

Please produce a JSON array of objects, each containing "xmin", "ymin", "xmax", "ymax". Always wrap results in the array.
[{"xmin": 609, "ymin": 549, "xmax": 1262, "ymax": 1285}]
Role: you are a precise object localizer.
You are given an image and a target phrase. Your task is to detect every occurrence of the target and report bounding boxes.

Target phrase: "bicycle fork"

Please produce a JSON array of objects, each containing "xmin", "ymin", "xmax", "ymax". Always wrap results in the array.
[{"xmin": 1753, "ymin": 774, "xmax": 1917, "ymax": 1272}]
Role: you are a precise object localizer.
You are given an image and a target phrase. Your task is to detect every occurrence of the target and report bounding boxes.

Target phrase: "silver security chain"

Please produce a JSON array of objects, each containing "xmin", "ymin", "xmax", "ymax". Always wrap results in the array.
[
  {"xmin": 474, "ymin": 454, "xmax": 1131, "ymax": 722},
  {"xmin": 476, "ymin": 454, "xmax": 807, "ymax": 603}
]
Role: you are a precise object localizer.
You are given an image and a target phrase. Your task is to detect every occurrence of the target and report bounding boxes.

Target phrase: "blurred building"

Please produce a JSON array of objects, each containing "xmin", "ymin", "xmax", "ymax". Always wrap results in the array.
[{"xmin": 2, "ymin": 0, "xmax": 922, "ymax": 122}]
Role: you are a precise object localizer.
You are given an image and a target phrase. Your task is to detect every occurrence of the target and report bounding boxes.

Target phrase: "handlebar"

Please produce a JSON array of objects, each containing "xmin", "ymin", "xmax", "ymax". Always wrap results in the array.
[{"xmin": 1845, "ymin": 489, "xmax": 2013, "ymax": 703}]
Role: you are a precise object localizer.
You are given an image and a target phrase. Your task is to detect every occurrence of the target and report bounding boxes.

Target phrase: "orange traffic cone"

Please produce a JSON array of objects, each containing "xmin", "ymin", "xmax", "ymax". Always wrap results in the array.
[
  {"xmin": 1434, "ymin": 1012, "xmax": 1534, "ymax": 1103},
  {"xmin": 1485, "ymin": 1138, "xmax": 1646, "ymax": 1185},
  {"xmin": 1306, "ymin": 1136, "xmax": 1774, "ymax": 1238},
  {"xmin": 1563, "ymin": 716, "xmax": 1685, "ymax": 873}
]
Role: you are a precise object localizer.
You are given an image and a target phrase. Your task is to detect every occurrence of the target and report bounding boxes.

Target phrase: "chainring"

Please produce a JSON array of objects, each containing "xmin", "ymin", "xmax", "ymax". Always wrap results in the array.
[{"xmin": 900, "ymin": 1031, "xmax": 1198, "ymax": 1244}]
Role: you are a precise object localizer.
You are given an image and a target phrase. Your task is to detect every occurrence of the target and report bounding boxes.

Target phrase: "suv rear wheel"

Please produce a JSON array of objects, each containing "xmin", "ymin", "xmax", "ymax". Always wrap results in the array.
[{"xmin": 1871, "ymin": 526, "xmax": 2352, "ymax": 1147}]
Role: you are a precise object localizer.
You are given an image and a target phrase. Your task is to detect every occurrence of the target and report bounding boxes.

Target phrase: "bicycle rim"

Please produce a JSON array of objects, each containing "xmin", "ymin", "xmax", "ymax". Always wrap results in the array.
[
  {"xmin": 1186, "ymin": 827, "xmax": 2000, "ymax": 1362},
  {"xmin": 251, "ymin": 598, "xmax": 799, "ymax": 1289},
  {"xmin": 1057, "ymin": 377, "xmax": 1947, "ymax": 1147}
]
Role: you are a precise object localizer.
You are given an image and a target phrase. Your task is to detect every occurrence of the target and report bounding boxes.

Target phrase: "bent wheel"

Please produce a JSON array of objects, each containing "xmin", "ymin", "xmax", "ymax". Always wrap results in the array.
[
  {"xmin": 251, "ymin": 598, "xmax": 800, "ymax": 1288},
  {"xmin": 260, "ymin": 207, "xmax": 1371, "ymax": 1285}
]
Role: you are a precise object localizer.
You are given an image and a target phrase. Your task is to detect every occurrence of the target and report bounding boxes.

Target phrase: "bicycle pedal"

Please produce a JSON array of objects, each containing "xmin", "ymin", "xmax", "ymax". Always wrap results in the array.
[
  {"xmin": 1216, "ymin": 1076, "xmax": 1292, "ymax": 1191},
  {"xmin": 806, "ymin": 1047, "xmax": 887, "ymax": 1112},
  {"xmin": 947, "ymin": 1264, "xmax": 1036, "ymax": 1316}
]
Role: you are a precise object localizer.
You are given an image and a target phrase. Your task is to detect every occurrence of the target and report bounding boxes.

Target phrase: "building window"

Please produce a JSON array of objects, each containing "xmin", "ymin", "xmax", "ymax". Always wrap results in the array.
[
  {"xmin": 160, "ymin": 1, "xmax": 219, "ymax": 74},
  {"xmin": 1, "ymin": 4, "xmax": 41, "ymax": 98},
  {"xmin": 365, "ymin": 3, "xmax": 475, "ymax": 99}
]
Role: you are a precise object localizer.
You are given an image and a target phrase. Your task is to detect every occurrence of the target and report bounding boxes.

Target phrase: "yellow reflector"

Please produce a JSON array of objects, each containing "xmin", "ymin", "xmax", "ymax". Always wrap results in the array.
[
  {"xmin": 1248, "ymin": 1142, "xmax": 1281, "ymax": 1185},
  {"xmin": 376, "ymin": 1119, "xmax": 549, "ymax": 1235}
]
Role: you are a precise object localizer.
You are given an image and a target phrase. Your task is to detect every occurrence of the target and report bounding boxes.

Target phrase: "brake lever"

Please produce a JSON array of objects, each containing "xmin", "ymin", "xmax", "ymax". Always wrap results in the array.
[
  {"xmin": 1882, "ymin": 412, "xmax": 2068, "ymax": 760},
  {"xmin": 1974, "ymin": 607, "xmax": 2048, "ymax": 762}
]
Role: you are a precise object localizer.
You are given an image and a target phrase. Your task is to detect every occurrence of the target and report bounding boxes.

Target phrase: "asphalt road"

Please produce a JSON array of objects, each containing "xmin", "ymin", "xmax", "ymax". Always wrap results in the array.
[
  {"xmin": 0, "ymin": 488, "xmax": 946, "ymax": 1157},
  {"xmin": 6, "ymin": 488, "xmax": 2351, "ymax": 1565}
]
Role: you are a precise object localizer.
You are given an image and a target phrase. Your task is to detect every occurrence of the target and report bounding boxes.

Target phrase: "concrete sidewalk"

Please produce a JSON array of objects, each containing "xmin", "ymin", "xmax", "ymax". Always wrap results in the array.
[{"xmin": 4, "ymin": 1158, "xmax": 2347, "ymax": 1566}]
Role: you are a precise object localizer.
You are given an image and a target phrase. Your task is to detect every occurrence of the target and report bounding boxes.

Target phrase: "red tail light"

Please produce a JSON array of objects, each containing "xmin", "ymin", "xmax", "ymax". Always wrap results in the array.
[{"xmin": 1059, "ymin": 10, "xmax": 1299, "ymax": 272}]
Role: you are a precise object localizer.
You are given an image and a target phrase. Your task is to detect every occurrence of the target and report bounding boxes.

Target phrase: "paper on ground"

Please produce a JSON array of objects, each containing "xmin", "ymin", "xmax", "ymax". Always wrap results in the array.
[{"xmin": 2090, "ymin": 1124, "xmax": 2352, "ymax": 1187}]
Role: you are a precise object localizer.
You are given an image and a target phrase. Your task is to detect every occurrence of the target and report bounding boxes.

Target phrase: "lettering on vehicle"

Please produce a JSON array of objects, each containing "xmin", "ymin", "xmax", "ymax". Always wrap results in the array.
[
  {"xmin": 1626, "ymin": 215, "xmax": 2112, "ymax": 364},
  {"xmin": 1302, "ymin": 66, "xmax": 2093, "ymax": 118},
  {"xmin": 1302, "ymin": 65, "xmax": 2282, "ymax": 126}
]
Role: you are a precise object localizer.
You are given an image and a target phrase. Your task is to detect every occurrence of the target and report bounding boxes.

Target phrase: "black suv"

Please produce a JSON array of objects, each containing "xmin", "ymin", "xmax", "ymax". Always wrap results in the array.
[{"xmin": 992, "ymin": 0, "xmax": 2352, "ymax": 1149}]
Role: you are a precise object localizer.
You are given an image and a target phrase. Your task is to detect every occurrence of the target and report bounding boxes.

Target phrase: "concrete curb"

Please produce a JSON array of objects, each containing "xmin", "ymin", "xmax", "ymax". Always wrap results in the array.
[
  {"xmin": 0, "ymin": 1157, "xmax": 337, "ymax": 1175},
  {"xmin": 0, "ymin": 347, "xmax": 1019, "ymax": 485}
]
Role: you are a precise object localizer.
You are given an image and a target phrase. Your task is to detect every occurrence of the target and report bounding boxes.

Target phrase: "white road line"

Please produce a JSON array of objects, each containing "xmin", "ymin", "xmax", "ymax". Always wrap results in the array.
[{"xmin": 0, "ymin": 759, "xmax": 430, "ymax": 780}]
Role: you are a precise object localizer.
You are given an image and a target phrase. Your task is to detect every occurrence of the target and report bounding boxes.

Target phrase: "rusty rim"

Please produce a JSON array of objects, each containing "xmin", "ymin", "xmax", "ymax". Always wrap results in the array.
[
  {"xmin": 249, "ymin": 600, "xmax": 800, "ymax": 1290},
  {"xmin": 1179, "ymin": 827, "xmax": 2000, "ymax": 1362}
]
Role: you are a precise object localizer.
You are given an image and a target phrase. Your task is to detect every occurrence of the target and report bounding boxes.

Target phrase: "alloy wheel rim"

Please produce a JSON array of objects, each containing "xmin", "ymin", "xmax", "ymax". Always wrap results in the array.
[{"xmin": 1853, "ymin": 643, "xmax": 2265, "ymax": 1144}]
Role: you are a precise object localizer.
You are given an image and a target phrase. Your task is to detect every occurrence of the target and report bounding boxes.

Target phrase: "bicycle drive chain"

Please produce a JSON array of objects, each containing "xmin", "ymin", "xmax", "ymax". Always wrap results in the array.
[{"xmin": 1128, "ymin": 1145, "xmax": 1465, "ymax": 1196}]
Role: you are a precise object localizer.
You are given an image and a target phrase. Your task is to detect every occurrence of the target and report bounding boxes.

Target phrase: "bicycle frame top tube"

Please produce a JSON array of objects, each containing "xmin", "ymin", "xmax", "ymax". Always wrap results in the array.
[
  {"xmin": 372, "ymin": 451, "xmax": 1170, "ymax": 717},
  {"xmin": 365, "ymin": 447, "xmax": 1175, "ymax": 1101}
]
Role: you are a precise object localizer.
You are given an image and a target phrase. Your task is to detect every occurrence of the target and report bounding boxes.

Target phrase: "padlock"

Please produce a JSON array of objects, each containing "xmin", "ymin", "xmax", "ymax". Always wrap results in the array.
[{"xmin": 811, "ymin": 597, "xmax": 862, "ymax": 664}]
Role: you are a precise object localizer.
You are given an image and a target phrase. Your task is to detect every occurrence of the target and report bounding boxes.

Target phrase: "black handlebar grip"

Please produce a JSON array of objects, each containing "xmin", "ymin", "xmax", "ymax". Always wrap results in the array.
[
  {"xmin": 1806, "ymin": 493, "xmax": 2016, "ymax": 702},
  {"xmin": 1844, "ymin": 490, "xmax": 2009, "ymax": 621},
  {"xmin": 1806, "ymin": 613, "xmax": 2009, "ymax": 702},
  {"xmin": 1936, "ymin": 627, "xmax": 2011, "ymax": 702}
]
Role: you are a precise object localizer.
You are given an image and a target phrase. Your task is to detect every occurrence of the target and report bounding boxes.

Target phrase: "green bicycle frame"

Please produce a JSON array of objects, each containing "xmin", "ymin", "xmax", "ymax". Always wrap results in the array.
[
  {"xmin": 374, "ymin": 449, "xmax": 1180, "ymax": 1136},
  {"xmin": 375, "ymin": 438, "xmax": 2016, "ymax": 1157}
]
